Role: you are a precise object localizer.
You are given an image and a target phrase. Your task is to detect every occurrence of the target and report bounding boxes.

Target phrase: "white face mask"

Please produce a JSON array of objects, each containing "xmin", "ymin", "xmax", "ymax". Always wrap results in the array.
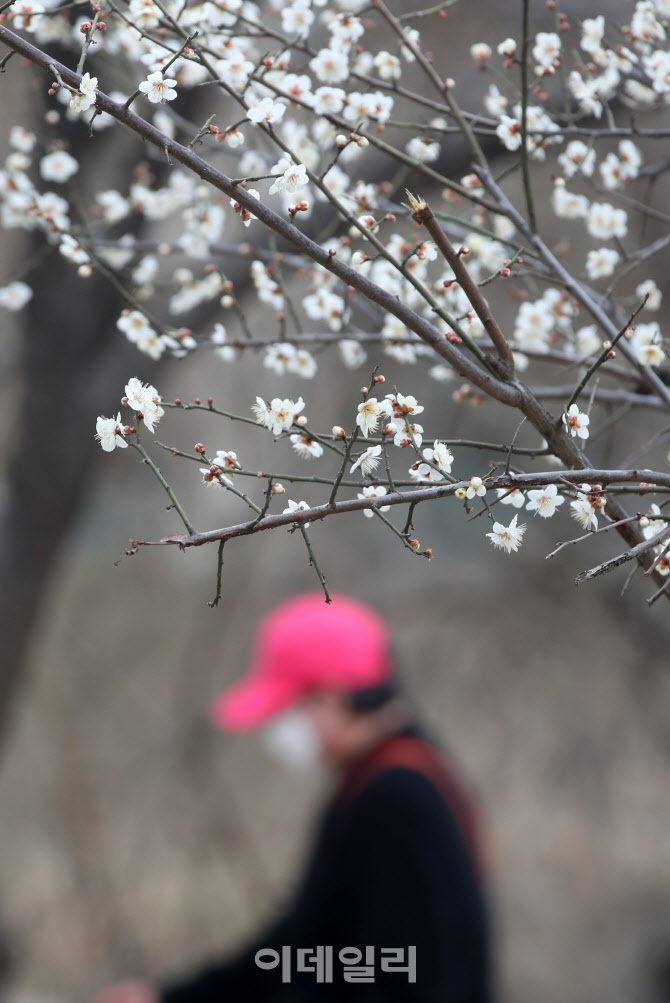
[{"xmin": 261, "ymin": 708, "xmax": 323, "ymax": 772}]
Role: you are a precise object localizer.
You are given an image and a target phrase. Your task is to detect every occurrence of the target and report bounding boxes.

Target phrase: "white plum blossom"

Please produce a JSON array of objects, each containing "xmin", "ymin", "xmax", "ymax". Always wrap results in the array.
[
  {"xmin": 289, "ymin": 349, "xmax": 318, "ymax": 380},
  {"xmin": 40, "ymin": 150, "xmax": 79, "ymax": 183},
  {"xmin": 484, "ymin": 84, "xmax": 508, "ymax": 116},
  {"xmin": 268, "ymin": 158, "xmax": 309, "ymax": 196},
  {"xmin": 124, "ymin": 377, "xmax": 164, "ymax": 431},
  {"xmin": 406, "ymin": 136, "xmax": 441, "ymax": 163},
  {"xmin": 139, "ymin": 71, "xmax": 178, "ymax": 103},
  {"xmin": 59, "ymin": 233, "xmax": 90, "ymax": 265},
  {"xmin": 128, "ymin": 0, "xmax": 160, "ymax": 29},
  {"xmin": 497, "ymin": 38, "xmax": 517, "ymax": 57},
  {"xmin": 629, "ymin": 322, "xmax": 665, "ymax": 367},
  {"xmin": 422, "ymin": 441, "xmax": 454, "ymax": 473},
  {"xmin": 11, "ymin": 2, "xmax": 44, "ymax": 32},
  {"xmin": 470, "ymin": 42, "xmax": 492, "ymax": 63},
  {"xmin": 0, "ymin": 281, "xmax": 33, "ymax": 310},
  {"xmin": 350, "ymin": 444, "xmax": 382, "ymax": 476},
  {"xmin": 329, "ymin": 11, "xmax": 365, "ymax": 49},
  {"xmin": 95, "ymin": 413, "xmax": 128, "ymax": 452},
  {"xmin": 263, "ymin": 342, "xmax": 297, "ymax": 375},
  {"xmin": 631, "ymin": 2, "xmax": 665, "ymax": 44},
  {"xmin": 580, "ymin": 16, "xmax": 604, "ymax": 55},
  {"xmin": 9, "ymin": 126, "xmax": 36, "ymax": 153},
  {"xmin": 117, "ymin": 310, "xmax": 165, "ymax": 360},
  {"xmin": 486, "ymin": 514, "xmax": 526, "ymax": 553},
  {"xmin": 394, "ymin": 423, "xmax": 423, "ymax": 449},
  {"xmin": 526, "ymin": 483, "xmax": 565, "ymax": 518},
  {"xmin": 251, "ymin": 396, "xmax": 305, "ymax": 435},
  {"xmin": 212, "ymin": 449, "xmax": 239, "ymax": 482},
  {"xmin": 281, "ymin": 1, "xmax": 314, "ymax": 38},
  {"xmin": 374, "ymin": 51, "xmax": 401, "ymax": 80},
  {"xmin": 552, "ymin": 185, "xmax": 589, "ymax": 219},
  {"xmin": 466, "ymin": 476, "xmax": 486, "ymax": 499},
  {"xmin": 356, "ymin": 397, "xmax": 383, "ymax": 437},
  {"xmin": 643, "ymin": 50, "xmax": 670, "ymax": 93},
  {"xmin": 290, "ymin": 433, "xmax": 323, "ymax": 459},
  {"xmin": 312, "ymin": 86, "xmax": 346, "ymax": 114},
  {"xmin": 569, "ymin": 71, "xmax": 604, "ymax": 118},
  {"xmin": 200, "ymin": 466, "xmax": 228, "ymax": 489},
  {"xmin": 640, "ymin": 503, "xmax": 666, "ymax": 540},
  {"xmin": 309, "ymin": 48, "xmax": 349, "ymax": 83},
  {"xmin": 563, "ymin": 403, "xmax": 590, "ymax": 440},
  {"xmin": 570, "ymin": 485, "xmax": 600, "ymax": 530},
  {"xmin": 636, "ymin": 279, "xmax": 662, "ymax": 310},
  {"xmin": 409, "ymin": 462, "xmax": 444, "ymax": 483},
  {"xmin": 497, "ymin": 487, "xmax": 525, "ymax": 508},
  {"xmin": 211, "ymin": 323, "xmax": 237, "ymax": 362},
  {"xmin": 340, "ymin": 340, "xmax": 367, "ymax": 369},
  {"xmin": 575, "ymin": 325, "xmax": 602, "ymax": 356},
  {"xmin": 586, "ymin": 202, "xmax": 628, "ymax": 240},
  {"xmin": 380, "ymin": 392, "xmax": 424, "ymax": 419},
  {"xmin": 496, "ymin": 116, "xmax": 522, "ymax": 151},
  {"xmin": 344, "ymin": 90, "xmax": 394, "ymax": 124},
  {"xmin": 558, "ymin": 141, "xmax": 596, "ymax": 179},
  {"xmin": 599, "ymin": 140, "xmax": 642, "ymax": 188},
  {"xmin": 246, "ymin": 97, "xmax": 286, "ymax": 124},
  {"xmin": 586, "ymin": 248, "xmax": 620, "ymax": 279},
  {"xmin": 215, "ymin": 54, "xmax": 254, "ymax": 92},
  {"xmin": 283, "ymin": 499, "xmax": 311, "ymax": 527},
  {"xmin": 532, "ymin": 32, "xmax": 561, "ymax": 73},
  {"xmin": 358, "ymin": 485, "xmax": 390, "ymax": 516},
  {"xmin": 513, "ymin": 297, "xmax": 555, "ymax": 353},
  {"xmin": 69, "ymin": 73, "xmax": 98, "ymax": 114}
]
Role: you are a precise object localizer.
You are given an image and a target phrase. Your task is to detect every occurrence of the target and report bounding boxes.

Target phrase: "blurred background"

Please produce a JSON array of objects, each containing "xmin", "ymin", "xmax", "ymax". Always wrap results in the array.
[{"xmin": 2, "ymin": 2, "xmax": 670, "ymax": 1003}]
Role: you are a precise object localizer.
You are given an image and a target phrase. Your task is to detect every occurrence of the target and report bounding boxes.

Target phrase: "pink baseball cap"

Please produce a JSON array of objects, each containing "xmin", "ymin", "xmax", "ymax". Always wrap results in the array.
[{"xmin": 210, "ymin": 592, "xmax": 393, "ymax": 731}]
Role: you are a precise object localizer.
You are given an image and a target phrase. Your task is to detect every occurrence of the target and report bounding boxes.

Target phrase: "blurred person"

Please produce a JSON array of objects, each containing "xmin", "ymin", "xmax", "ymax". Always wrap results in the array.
[{"xmin": 93, "ymin": 592, "xmax": 493, "ymax": 1002}]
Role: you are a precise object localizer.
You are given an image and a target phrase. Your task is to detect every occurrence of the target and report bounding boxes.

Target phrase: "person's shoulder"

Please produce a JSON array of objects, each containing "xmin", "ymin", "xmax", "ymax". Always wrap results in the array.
[{"xmin": 351, "ymin": 762, "xmax": 447, "ymax": 817}]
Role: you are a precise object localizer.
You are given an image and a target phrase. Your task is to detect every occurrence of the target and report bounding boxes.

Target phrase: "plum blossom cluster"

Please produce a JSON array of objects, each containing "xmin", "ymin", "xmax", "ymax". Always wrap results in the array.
[
  {"xmin": 3, "ymin": 0, "xmax": 670, "ymax": 604},
  {"xmin": 95, "ymin": 378, "xmax": 163, "ymax": 451}
]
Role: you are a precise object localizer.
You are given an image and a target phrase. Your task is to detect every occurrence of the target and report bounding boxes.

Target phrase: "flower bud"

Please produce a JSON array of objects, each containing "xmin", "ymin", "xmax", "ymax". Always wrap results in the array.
[
  {"xmin": 332, "ymin": 425, "xmax": 346, "ymax": 438},
  {"xmin": 383, "ymin": 422, "xmax": 397, "ymax": 436},
  {"xmin": 195, "ymin": 442, "xmax": 206, "ymax": 454},
  {"xmin": 296, "ymin": 415, "xmax": 308, "ymax": 427},
  {"xmin": 272, "ymin": 482, "xmax": 285, "ymax": 494}
]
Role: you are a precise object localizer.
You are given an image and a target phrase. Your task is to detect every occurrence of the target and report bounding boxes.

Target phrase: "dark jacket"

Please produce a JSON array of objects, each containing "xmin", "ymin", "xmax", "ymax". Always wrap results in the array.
[{"xmin": 159, "ymin": 723, "xmax": 493, "ymax": 1002}]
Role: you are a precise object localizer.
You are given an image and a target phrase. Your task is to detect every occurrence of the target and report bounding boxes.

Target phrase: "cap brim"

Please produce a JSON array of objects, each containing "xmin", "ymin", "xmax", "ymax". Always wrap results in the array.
[{"xmin": 210, "ymin": 670, "xmax": 305, "ymax": 732}]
